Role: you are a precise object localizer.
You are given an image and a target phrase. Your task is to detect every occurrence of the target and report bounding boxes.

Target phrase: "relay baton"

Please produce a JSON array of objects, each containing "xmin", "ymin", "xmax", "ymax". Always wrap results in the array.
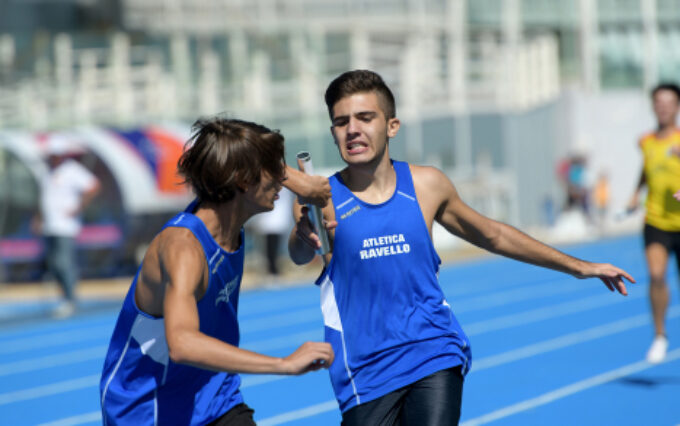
[{"xmin": 296, "ymin": 151, "xmax": 331, "ymax": 256}]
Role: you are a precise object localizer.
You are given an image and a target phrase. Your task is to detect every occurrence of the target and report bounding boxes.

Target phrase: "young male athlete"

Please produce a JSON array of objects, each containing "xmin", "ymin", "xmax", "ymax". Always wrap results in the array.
[
  {"xmin": 100, "ymin": 117, "xmax": 334, "ymax": 425},
  {"xmin": 289, "ymin": 70, "xmax": 634, "ymax": 425},
  {"xmin": 626, "ymin": 82, "xmax": 680, "ymax": 363}
]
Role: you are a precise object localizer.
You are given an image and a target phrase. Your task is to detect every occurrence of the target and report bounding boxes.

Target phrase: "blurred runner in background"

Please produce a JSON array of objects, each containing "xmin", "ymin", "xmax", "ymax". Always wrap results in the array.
[{"xmin": 627, "ymin": 82, "xmax": 680, "ymax": 364}]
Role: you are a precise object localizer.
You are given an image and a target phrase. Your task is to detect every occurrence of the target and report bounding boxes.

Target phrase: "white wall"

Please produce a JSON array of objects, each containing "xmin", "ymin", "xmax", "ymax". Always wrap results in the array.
[{"xmin": 566, "ymin": 89, "xmax": 655, "ymax": 215}]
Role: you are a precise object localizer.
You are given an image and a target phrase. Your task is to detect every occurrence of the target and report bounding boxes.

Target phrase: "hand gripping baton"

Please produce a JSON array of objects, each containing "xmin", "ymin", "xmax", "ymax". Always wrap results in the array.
[{"xmin": 296, "ymin": 151, "xmax": 331, "ymax": 256}]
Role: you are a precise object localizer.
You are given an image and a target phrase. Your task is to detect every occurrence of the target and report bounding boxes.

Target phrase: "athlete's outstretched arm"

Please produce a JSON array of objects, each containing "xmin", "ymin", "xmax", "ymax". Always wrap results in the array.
[
  {"xmin": 161, "ymin": 233, "xmax": 334, "ymax": 374},
  {"xmin": 419, "ymin": 167, "xmax": 634, "ymax": 295},
  {"xmin": 283, "ymin": 166, "xmax": 331, "ymax": 208}
]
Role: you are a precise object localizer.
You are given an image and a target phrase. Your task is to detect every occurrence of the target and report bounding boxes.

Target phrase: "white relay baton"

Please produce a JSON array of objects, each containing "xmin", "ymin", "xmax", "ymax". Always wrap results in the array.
[{"xmin": 296, "ymin": 151, "xmax": 331, "ymax": 256}]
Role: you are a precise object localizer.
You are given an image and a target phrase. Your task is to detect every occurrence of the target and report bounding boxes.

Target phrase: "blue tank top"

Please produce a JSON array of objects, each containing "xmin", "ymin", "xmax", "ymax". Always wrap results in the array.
[
  {"xmin": 100, "ymin": 203, "xmax": 245, "ymax": 425},
  {"xmin": 319, "ymin": 160, "xmax": 471, "ymax": 413}
]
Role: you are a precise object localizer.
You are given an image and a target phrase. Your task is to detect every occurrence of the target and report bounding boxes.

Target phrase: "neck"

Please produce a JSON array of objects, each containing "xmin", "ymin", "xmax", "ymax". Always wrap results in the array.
[
  {"xmin": 657, "ymin": 123, "xmax": 678, "ymax": 137},
  {"xmin": 194, "ymin": 199, "xmax": 250, "ymax": 252},
  {"xmin": 341, "ymin": 153, "xmax": 396, "ymax": 202}
]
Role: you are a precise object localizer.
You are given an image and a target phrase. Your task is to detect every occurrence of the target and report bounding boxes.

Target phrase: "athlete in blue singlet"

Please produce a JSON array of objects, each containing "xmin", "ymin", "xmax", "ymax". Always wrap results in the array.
[
  {"xmin": 100, "ymin": 117, "xmax": 334, "ymax": 426},
  {"xmin": 289, "ymin": 70, "xmax": 634, "ymax": 425}
]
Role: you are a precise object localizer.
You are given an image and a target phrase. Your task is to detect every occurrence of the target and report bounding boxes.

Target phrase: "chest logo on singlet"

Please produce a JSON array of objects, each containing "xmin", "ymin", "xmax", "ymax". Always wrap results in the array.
[
  {"xmin": 359, "ymin": 233, "xmax": 411, "ymax": 260},
  {"xmin": 216, "ymin": 275, "xmax": 239, "ymax": 306},
  {"xmin": 340, "ymin": 205, "xmax": 361, "ymax": 220}
]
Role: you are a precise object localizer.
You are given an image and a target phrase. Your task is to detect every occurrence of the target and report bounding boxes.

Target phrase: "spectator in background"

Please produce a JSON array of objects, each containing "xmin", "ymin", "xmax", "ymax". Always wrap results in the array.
[
  {"xmin": 567, "ymin": 154, "xmax": 590, "ymax": 217},
  {"xmin": 250, "ymin": 187, "xmax": 294, "ymax": 281},
  {"xmin": 593, "ymin": 170, "xmax": 610, "ymax": 234},
  {"xmin": 627, "ymin": 82, "xmax": 680, "ymax": 364},
  {"xmin": 34, "ymin": 135, "xmax": 100, "ymax": 318}
]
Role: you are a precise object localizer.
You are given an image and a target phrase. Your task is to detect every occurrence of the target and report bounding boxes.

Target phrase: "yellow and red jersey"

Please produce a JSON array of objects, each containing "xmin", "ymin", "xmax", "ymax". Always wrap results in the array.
[{"xmin": 640, "ymin": 128, "xmax": 680, "ymax": 231}]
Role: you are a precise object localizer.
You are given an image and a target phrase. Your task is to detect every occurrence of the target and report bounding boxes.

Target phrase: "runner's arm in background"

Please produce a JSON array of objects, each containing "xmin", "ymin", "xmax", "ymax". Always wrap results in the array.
[{"xmin": 626, "ymin": 169, "xmax": 646, "ymax": 211}]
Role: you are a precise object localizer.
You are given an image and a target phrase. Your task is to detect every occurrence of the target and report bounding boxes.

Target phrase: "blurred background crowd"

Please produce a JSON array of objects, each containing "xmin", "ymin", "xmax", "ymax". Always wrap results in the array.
[{"xmin": 0, "ymin": 0, "xmax": 677, "ymax": 289}]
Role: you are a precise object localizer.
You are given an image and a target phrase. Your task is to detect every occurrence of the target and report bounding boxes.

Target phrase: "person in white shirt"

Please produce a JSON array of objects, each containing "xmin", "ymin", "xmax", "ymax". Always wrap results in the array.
[
  {"xmin": 250, "ymin": 187, "xmax": 294, "ymax": 280},
  {"xmin": 36, "ymin": 136, "xmax": 101, "ymax": 317}
]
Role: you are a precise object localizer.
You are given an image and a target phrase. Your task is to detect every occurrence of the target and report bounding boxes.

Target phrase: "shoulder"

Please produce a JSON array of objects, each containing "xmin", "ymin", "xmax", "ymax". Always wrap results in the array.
[
  {"xmin": 408, "ymin": 164, "xmax": 457, "ymax": 210},
  {"xmin": 638, "ymin": 132, "xmax": 656, "ymax": 148},
  {"xmin": 62, "ymin": 159, "xmax": 90, "ymax": 174},
  {"xmin": 156, "ymin": 226, "xmax": 205, "ymax": 267},
  {"xmin": 62, "ymin": 159, "xmax": 97, "ymax": 183},
  {"xmin": 408, "ymin": 164, "xmax": 452, "ymax": 189}
]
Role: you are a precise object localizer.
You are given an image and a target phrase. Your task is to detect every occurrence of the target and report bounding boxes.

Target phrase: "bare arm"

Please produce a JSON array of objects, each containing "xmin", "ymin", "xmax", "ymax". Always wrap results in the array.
[
  {"xmin": 161, "ymin": 234, "xmax": 333, "ymax": 374},
  {"xmin": 419, "ymin": 167, "xmax": 634, "ymax": 295},
  {"xmin": 283, "ymin": 166, "xmax": 331, "ymax": 208},
  {"xmin": 626, "ymin": 169, "xmax": 646, "ymax": 211},
  {"xmin": 75, "ymin": 180, "xmax": 101, "ymax": 215}
]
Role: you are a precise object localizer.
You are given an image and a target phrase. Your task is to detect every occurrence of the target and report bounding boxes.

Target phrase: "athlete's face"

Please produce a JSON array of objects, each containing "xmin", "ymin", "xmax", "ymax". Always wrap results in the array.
[
  {"xmin": 244, "ymin": 170, "xmax": 284, "ymax": 213},
  {"xmin": 330, "ymin": 92, "xmax": 400, "ymax": 166},
  {"xmin": 652, "ymin": 89, "xmax": 680, "ymax": 127}
]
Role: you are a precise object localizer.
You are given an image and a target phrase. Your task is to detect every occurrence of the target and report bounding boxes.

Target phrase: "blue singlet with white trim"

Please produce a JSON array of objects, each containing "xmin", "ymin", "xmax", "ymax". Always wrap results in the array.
[
  {"xmin": 100, "ymin": 203, "xmax": 245, "ymax": 425},
  {"xmin": 318, "ymin": 160, "xmax": 472, "ymax": 413}
]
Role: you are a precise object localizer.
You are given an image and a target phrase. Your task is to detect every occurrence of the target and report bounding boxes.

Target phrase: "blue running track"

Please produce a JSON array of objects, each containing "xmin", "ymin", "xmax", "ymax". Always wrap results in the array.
[{"xmin": 0, "ymin": 233, "xmax": 678, "ymax": 425}]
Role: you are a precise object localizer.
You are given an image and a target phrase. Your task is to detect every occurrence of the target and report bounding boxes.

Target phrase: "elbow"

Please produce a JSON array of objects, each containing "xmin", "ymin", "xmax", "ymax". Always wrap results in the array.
[
  {"xmin": 287, "ymin": 237, "xmax": 314, "ymax": 265},
  {"xmin": 289, "ymin": 249, "xmax": 313, "ymax": 266},
  {"xmin": 167, "ymin": 334, "xmax": 192, "ymax": 365}
]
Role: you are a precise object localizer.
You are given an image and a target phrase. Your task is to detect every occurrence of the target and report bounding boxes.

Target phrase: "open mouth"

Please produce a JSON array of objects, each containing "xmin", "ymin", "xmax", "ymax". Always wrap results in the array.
[{"xmin": 346, "ymin": 141, "xmax": 368, "ymax": 155}]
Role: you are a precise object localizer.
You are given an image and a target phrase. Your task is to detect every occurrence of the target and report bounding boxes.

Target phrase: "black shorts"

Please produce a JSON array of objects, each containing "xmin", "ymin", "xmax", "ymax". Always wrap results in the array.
[
  {"xmin": 341, "ymin": 366, "xmax": 464, "ymax": 426},
  {"xmin": 644, "ymin": 223, "xmax": 680, "ymax": 257},
  {"xmin": 208, "ymin": 403, "xmax": 256, "ymax": 426}
]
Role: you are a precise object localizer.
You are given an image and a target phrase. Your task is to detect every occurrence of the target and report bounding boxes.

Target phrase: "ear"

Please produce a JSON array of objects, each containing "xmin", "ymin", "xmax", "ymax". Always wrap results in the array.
[
  {"xmin": 387, "ymin": 118, "xmax": 400, "ymax": 138},
  {"xmin": 236, "ymin": 178, "xmax": 249, "ymax": 194}
]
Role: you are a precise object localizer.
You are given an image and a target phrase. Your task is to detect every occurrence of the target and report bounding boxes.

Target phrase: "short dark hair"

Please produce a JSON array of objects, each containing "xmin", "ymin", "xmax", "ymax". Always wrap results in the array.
[
  {"xmin": 324, "ymin": 70, "xmax": 396, "ymax": 119},
  {"xmin": 177, "ymin": 117, "xmax": 285, "ymax": 203},
  {"xmin": 651, "ymin": 83, "xmax": 680, "ymax": 103}
]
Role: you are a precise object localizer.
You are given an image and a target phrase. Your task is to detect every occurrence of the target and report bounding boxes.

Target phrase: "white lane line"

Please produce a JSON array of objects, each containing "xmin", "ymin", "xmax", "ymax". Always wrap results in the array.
[
  {"xmin": 0, "ymin": 286, "xmax": 604, "ymax": 359},
  {"xmin": 0, "ymin": 326, "xmax": 112, "ymax": 355},
  {"xmin": 465, "ymin": 290, "xmax": 644, "ymax": 336},
  {"xmin": 0, "ymin": 373, "xmax": 291, "ymax": 413},
  {"xmin": 461, "ymin": 348, "xmax": 680, "ymax": 426},
  {"xmin": 0, "ymin": 293, "xmax": 644, "ymax": 379},
  {"xmin": 0, "ymin": 374, "xmax": 99, "ymax": 406},
  {"xmin": 11, "ymin": 305, "xmax": 665, "ymax": 420},
  {"xmin": 258, "ymin": 400, "xmax": 338, "ymax": 426},
  {"xmin": 241, "ymin": 330, "xmax": 321, "ymax": 352},
  {"xmin": 0, "ymin": 330, "xmax": 321, "ymax": 382},
  {"xmin": 241, "ymin": 374, "xmax": 287, "ymax": 388},
  {"xmin": 242, "ymin": 306, "xmax": 678, "ymax": 424},
  {"xmin": 0, "ymin": 273, "xmax": 635, "ymax": 356},
  {"xmin": 474, "ymin": 314, "xmax": 641, "ymax": 371},
  {"xmin": 240, "ymin": 308, "xmax": 321, "ymax": 333},
  {"xmin": 38, "ymin": 411, "xmax": 102, "ymax": 426},
  {"xmin": 0, "ymin": 346, "xmax": 108, "ymax": 377},
  {"xmin": 453, "ymin": 278, "xmax": 587, "ymax": 313},
  {"xmin": 254, "ymin": 345, "xmax": 680, "ymax": 426},
  {"xmin": 29, "ymin": 375, "xmax": 304, "ymax": 426},
  {"xmin": 470, "ymin": 306, "xmax": 680, "ymax": 372}
]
